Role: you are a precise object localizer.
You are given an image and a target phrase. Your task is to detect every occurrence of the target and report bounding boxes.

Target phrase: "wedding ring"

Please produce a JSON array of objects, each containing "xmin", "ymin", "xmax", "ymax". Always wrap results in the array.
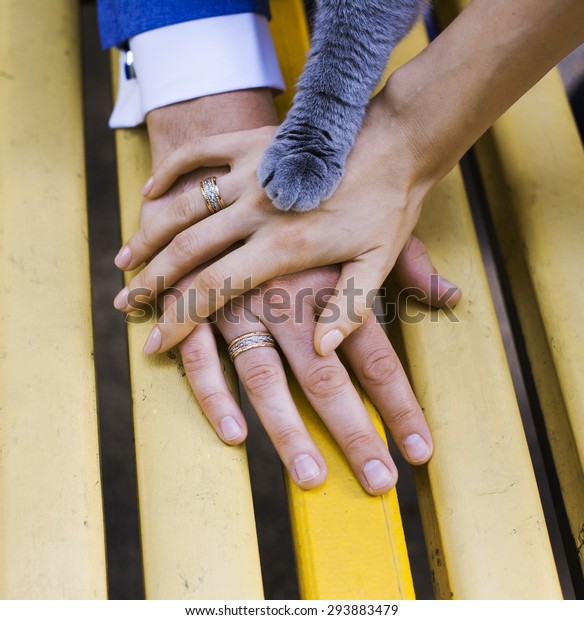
[
  {"xmin": 228, "ymin": 331, "xmax": 277, "ymax": 362},
  {"xmin": 200, "ymin": 176, "xmax": 227, "ymax": 215}
]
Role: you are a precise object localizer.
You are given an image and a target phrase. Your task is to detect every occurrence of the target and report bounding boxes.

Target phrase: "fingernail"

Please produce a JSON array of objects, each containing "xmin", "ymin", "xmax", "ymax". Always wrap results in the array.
[
  {"xmin": 403, "ymin": 434, "xmax": 432, "ymax": 463},
  {"xmin": 141, "ymin": 176, "xmax": 154, "ymax": 196},
  {"xmin": 114, "ymin": 246, "xmax": 132, "ymax": 269},
  {"xmin": 294, "ymin": 454, "xmax": 321, "ymax": 483},
  {"xmin": 142, "ymin": 326, "xmax": 162, "ymax": 354},
  {"xmin": 438, "ymin": 276, "xmax": 460, "ymax": 307},
  {"xmin": 220, "ymin": 416, "xmax": 242, "ymax": 441},
  {"xmin": 438, "ymin": 275, "xmax": 457, "ymax": 290},
  {"xmin": 362, "ymin": 459, "xmax": 394, "ymax": 491},
  {"xmin": 319, "ymin": 329, "xmax": 344, "ymax": 356},
  {"xmin": 113, "ymin": 287, "xmax": 129, "ymax": 310}
]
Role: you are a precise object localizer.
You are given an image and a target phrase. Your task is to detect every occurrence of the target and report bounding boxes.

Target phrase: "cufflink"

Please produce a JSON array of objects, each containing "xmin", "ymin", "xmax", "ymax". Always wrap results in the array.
[{"xmin": 124, "ymin": 49, "xmax": 137, "ymax": 80}]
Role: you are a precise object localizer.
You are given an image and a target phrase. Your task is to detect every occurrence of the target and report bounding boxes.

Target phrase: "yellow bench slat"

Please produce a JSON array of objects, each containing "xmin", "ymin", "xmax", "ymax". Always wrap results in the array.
[
  {"xmin": 390, "ymin": 19, "xmax": 562, "ymax": 598},
  {"xmin": 0, "ymin": 0, "xmax": 106, "ymax": 598},
  {"xmin": 111, "ymin": 74, "xmax": 264, "ymax": 600},
  {"xmin": 269, "ymin": 0, "xmax": 311, "ymax": 119},
  {"xmin": 285, "ymin": 377, "xmax": 415, "ymax": 599},
  {"xmin": 471, "ymin": 51, "xmax": 584, "ymax": 575},
  {"xmin": 271, "ymin": 0, "xmax": 414, "ymax": 600},
  {"xmin": 441, "ymin": 0, "xmax": 584, "ymax": 576}
]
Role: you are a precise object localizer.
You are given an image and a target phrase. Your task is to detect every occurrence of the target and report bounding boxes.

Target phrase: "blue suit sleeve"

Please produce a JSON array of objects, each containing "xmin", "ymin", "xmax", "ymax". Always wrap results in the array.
[{"xmin": 97, "ymin": 0, "xmax": 271, "ymax": 49}]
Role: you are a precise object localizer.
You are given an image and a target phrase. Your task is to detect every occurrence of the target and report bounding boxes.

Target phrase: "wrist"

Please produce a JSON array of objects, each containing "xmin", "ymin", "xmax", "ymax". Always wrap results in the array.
[
  {"xmin": 146, "ymin": 88, "xmax": 278, "ymax": 166},
  {"xmin": 378, "ymin": 66, "xmax": 458, "ymax": 196},
  {"xmin": 378, "ymin": 0, "xmax": 584, "ymax": 196},
  {"xmin": 357, "ymin": 75, "xmax": 444, "ymax": 210}
]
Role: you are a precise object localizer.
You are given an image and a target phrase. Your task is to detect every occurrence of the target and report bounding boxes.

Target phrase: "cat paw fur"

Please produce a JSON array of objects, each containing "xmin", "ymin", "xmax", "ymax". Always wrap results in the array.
[{"xmin": 258, "ymin": 134, "xmax": 345, "ymax": 212}]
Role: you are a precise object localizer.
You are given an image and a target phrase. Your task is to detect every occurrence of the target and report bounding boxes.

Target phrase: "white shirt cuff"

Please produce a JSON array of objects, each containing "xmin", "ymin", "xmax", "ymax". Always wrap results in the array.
[{"xmin": 109, "ymin": 13, "xmax": 285, "ymax": 128}]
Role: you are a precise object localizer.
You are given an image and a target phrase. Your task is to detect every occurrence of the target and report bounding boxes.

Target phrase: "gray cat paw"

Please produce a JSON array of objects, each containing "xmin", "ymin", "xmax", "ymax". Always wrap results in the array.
[{"xmin": 258, "ymin": 139, "xmax": 344, "ymax": 212}]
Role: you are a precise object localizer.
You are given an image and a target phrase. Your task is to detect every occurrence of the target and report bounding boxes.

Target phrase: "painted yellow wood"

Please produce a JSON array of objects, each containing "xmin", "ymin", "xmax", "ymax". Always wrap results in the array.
[
  {"xmin": 440, "ymin": 0, "xmax": 584, "ymax": 575},
  {"xmin": 0, "ymin": 0, "xmax": 106, "ymax": 598},
  {"xmin": 389, "ymin": 21, "xmax": 562, "ymax": 598},
  {"xmin": 411, "ymin": 469, "xmax": 451, "ymax": 599},
  {"xmin": 471, "ymin": 57, "xmax": 584, "ymax": 575},
  {"xmin": 269, "ymin": 0, "xmax": 311, "ymax": 119},
  {"xmin": 284, "ymin": 380, "xmax": 414, "ymax": 600},
  {"xmin": 111, "ymin": 64, "xmax": 263, "ymax": 600},
  {"xmin": 271, "ymin": 0, "xmax": 414, "ymax": 600}
]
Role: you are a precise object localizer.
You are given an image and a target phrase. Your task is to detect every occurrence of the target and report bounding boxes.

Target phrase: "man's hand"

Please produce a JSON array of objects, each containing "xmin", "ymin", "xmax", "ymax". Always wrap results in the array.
[
  {"xmin": 175, "ymin": 266, "xmax": 436, "ymax": 494},
  {"xmin": 145, "ymin": 88, "xmax": 278, "ymax": 167}
]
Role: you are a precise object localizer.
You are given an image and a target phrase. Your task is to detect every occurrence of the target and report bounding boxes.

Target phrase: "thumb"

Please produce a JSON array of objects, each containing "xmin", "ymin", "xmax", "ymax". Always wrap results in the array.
[
  {"xmin": 392, "ymin": 235, "xmax": 462, "ymax": 308},
  {"xmin": 314, "ymin": 256, "xmax": 387, "ymax": 357}
]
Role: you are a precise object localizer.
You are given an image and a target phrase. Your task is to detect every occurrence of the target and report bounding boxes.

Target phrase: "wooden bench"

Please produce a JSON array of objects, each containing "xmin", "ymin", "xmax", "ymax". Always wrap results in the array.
[{"xmin": 1, "ymin": 0, "xmax": 582, "ymax": 599}]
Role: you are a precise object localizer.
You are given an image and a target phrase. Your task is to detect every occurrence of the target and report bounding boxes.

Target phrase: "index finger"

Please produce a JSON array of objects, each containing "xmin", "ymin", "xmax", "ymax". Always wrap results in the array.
[
  {"xmin": 142, "ymin": 237, "xmax": 292, "ymax": 354},
  {"xmin": 144, "ymin": 127, "xmax": 274, "ymax": 199}
]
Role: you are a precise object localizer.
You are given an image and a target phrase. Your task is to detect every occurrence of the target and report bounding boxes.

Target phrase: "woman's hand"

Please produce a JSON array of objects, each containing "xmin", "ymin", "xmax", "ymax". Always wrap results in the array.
[
  {"xmin": 114, "ymin": 94, "xmax": 450, "ymax": 357},
  {"xmin": 114, "ymin": 0, "xmax": 584, "ymax": 359}
]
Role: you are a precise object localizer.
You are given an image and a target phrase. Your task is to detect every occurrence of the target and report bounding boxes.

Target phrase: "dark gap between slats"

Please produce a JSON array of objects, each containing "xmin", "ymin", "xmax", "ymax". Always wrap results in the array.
[
  {"xmin": 241, "ymin": 389, "xmax": 301, "ymax": 600},
  {"xmin": 381, "ymin": 300, "xmax": 436, "ymax": 600},
  {"xmin": 80, "ymin": 1, "xmax": 145, "ymax": 600},
  {"xmin": 389, "ymin": 441, "xmax": 436, "ymax": 600}
]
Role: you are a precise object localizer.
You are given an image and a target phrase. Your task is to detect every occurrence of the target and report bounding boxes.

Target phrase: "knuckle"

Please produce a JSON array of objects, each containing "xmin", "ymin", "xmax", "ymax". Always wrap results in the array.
[
  {"xmin": 171, "ymin": 231, "xmax": 200, "ymax": 265},
  {"xmin": 261, "ymin": 275, "xmax": 290, "ymax": 292},
  {"xmin": 271, "ymin": 424, "xmax": 304, "ymax": 452},
  {"xmin": 241, "ymin": 361, "xmax": 284, "ymax": 397},
  {"xmin": 197, "ymin": 389, "xmax": 226, "ymax": 412},
  {"xmin": 196, "ymin": 267, "xmax": 228, "ymax": 302},
  {"xmin": 303, "ymin": 362, "xmax": 347, "ymax": 400},
  {"xmin": 136, "ymin": 225, "xmax": 155, "ymax": 252},
  {"xmin": 341, "ymin": 428, "xmax": 377, "ymax": 455},
  {"xmin": 360, "ymin": 347, "xmax": 400, "ymax": 387},
  {"xmin": 181, "ymin": 346, "xmax": 214, "ymax": 374},
  {"xmin": 172, "ymin": 193, "xmax": 195, "ymax": 223},
  {"xmin": 385, "ymin": 403, "xmax": 420, "ymax": 430}
]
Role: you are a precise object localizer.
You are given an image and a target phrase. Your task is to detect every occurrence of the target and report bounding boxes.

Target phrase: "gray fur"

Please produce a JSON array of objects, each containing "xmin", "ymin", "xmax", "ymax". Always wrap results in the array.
[{"xmin": 258, "ymin": 0, "xmax": 426, "ymax": 211}]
